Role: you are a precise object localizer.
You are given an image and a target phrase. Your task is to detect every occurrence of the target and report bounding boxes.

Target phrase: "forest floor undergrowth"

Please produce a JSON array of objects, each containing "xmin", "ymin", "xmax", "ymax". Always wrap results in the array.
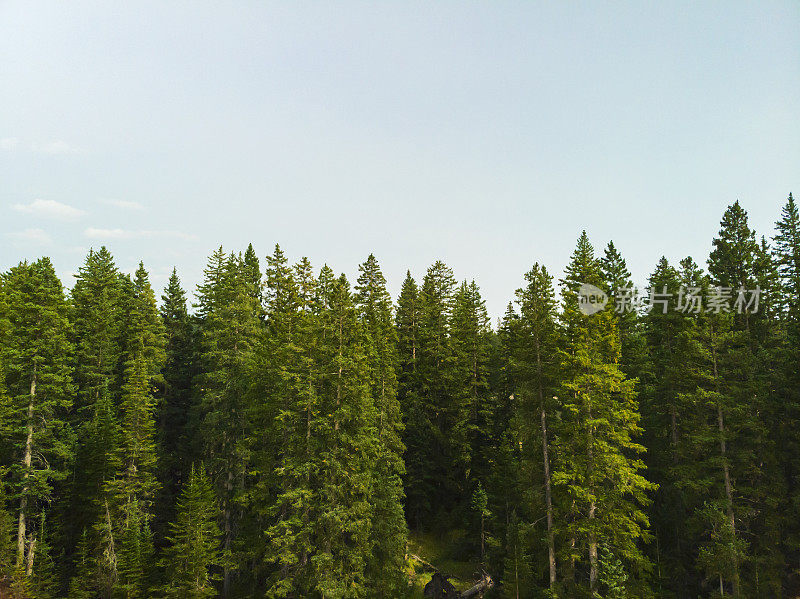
[{"xmin": 407, "ymin": 529, "xmax": 483, "ymax": 596}]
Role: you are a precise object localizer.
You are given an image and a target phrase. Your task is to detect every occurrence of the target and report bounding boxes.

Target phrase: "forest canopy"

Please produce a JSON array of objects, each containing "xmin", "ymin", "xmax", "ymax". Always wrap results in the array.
[{"xmin": 0, "ymin": 194, "xmax": 798, "ymax": 599}]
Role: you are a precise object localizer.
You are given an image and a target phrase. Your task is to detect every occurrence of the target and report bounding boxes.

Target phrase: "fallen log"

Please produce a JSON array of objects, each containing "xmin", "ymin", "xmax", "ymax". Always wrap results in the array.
[
  {"xmin": 460, "ymin": 572, "xmax": 494, "ymax": 598},
  {"xmin": 423, "ymin": 571, "xmax": 494, "ymax": 598}
]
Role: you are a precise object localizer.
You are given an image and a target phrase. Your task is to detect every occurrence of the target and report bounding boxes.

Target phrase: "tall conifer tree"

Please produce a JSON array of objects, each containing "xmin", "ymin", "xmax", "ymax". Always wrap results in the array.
[
  {"xmin": 555, "ymin": 232, "xmax": 655, "ymax": 597},
  {"xmin": 354, "ymin": 254, "xmax": 408, "ymax": 596},
  {"xmin": 3, "ymin": 259, "xmax": 74, "ymax": 584}
]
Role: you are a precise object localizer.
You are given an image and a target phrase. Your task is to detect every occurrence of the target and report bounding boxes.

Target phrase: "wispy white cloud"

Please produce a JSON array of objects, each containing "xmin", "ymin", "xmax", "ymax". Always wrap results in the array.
[
  {"xmin": 84, "ymin": 228, "xmax": 195, "ymax": 241},
  {"xmin": 8, "ymin": 228, "xmax": 52, "ymax": 245},
  {"xmin": 12, "ymin": 199, "xmax": 86, "ymax": 220},
  {"xmin": 101, "ymin": 199, "xmax": 145, "ymax": 211},
  {"xmin": 33, "ymin": 139, "xmax": 81, "ymax": 155},
  {"xmin": 1, "ymin": 137, "xmax": 82, "ymax": 154},
  {"xmin": 0, "ymin": 137, "xmax": 19, "ymax": 150}
]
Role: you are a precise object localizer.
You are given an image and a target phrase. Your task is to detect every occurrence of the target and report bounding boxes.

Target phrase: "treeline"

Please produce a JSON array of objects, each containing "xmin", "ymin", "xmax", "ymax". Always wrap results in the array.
[{"xmin": 0, "ymin": 195, "xmax": 799, "ymax": 598}]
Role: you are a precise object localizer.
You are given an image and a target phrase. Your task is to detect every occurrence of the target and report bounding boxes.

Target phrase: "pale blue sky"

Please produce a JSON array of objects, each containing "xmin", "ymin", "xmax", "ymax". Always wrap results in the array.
[{"xmin": 2, "ymin": 1, "xmax": 798, "ymax": 318}]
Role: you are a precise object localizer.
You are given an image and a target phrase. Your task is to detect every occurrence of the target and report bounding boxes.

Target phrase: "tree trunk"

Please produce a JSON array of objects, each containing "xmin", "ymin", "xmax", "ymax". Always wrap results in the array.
[
  {"xmin": 223, "ymin": 466, "xmax": 232, "ymax": 598},
  {"xmin": 670, "ymin": 404, "xmax": 678, "ymax": 449},
  {"xmin": 717, "ymin": 403, "xmax": 739, "ymax": 597},
  {"xmin": 536, "ymin": 339, "xmax": 557, "ymax": 589},
  {"xmin": 711, "ymin": 325, "xmax": 739, "ymax": 597},
  {"xmin": 16, "ymin": 367, "xmax": 36, "ymax": 571},
  {"xmin": 461, "ymin": 573, "xmax": 494, "ymax": 598},
  {"xmin": 480, "ymin": 512, "xmax": 485, "ymax": 564},
  {"xmin": 588, "ymin": 501, "xmax": 598, "ymax": 598},
  {"xmin": 541, "ymin": 406, "xmax": 556, "ymax": 589},
  {"xmin": 25, "ymin": 538, "xmax": 36, "ymax": 576},
  {"xmin": 587, "ymin": 396, "xmax": 597, "ymax": 598}
]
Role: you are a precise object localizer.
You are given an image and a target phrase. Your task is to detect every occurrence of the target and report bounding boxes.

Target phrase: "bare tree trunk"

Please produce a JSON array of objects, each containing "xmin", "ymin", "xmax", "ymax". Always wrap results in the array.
[
  {"xmin": 223, "ymin": 466, "xmax": 232, "ymax": 598},
  {"xmin": 536, "ymin": 339, "xmax": 557, "ymax": 590},
  {"xmin": 711, "ymin": 325, "xmax": 739, "ymax": 597},
  {"xmin": 25, "ymin": 538, "xmax": 36, "ymax": 576},
  {"xmin": 718, "ymin": 404, "xmax": 739, "ymax": 596},
  {"xmin": 103, "ymin": 499, "xmax": 118, "ymax": 591},
  {"xmin": 588, "ymin": 501, "xmax": 598, "ymax": 598},
  {"xmin": 568, "ymin": 527, "xmax": 577, "ymax": 590},
  {"xmin": 587, "ymin": 397, "xmax": 597, "ymax": 599},
  {"xmin": 480, "ymin": 512, "xmax": 485, "ymax": 564},
  {"xmin": 16, "ymin": 367, "xmax": 36, "ymax": 571},
  {"xmin": 670, "ymin": 405, "xmax": 678, "ymax": 448},
  {"xmin": 461, "ymin": 573, "xmax": 494, "ymax": 598},
  {"xmin": 541, "ymin": 406, "xmax": 556, "ymax": 589}
]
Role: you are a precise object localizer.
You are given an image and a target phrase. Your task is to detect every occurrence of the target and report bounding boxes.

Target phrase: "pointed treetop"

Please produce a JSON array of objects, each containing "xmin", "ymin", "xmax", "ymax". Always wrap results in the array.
[
  {"xmin": 708, "ymin": 201, "xmax": 759, "ymax": 288},
  {"xmin": 561, "ymin": 230, "xmax": 602, "ymax": 294},
  {"xmin": 600, "ymin": 241, "xmax": 633, "ymax": 296}
]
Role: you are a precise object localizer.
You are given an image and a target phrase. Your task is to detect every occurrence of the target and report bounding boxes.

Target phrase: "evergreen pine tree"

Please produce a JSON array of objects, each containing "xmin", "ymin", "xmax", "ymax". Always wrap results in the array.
[
  {"xmin": 311, "ymin": 273, "xmax": 377, "ymax": 598},
  {"xmin": 639, "ymin": 256, "xmax": 698, "ymax": 596},
  {"xmin": 196, "ymin": 249, "xmax": 261, "ymax": 597},
  {"xmin": 3, "ymin": 258, "xmax": 74, "ymax": 583},
  {"xmin": 160, "ymin": 464, "xmax": 223, "ymax": 599},
  {"xmin": 156, "ymin": 268, "xmax": 198, "ymax": 540},
  {"xmin": 695, "ymin": 201, "xmax": 785, "ymax": 596},
  {"xmin": 599, "ymin": 241, "xmax": 647, "ymax": 379},
  {"xmin": 102, "ymin": 263, "xmax": 166, "ymax": 598},
  {"xmin": 354, "ymin": 254, "xmax": 408, "ymax": 596},
  {"xmin": 555, "ymin": 232, "xmax": 655, "ymax": 597},
  {"xmin": 511, "ymin": 263, "xmax": 560, "ymax": 593},
  {"xmin": 68, "ymin": 247, "xmax": 128, "ymax": 575},
  {"xmin": 259, "ymin": 246, "xmax": 315, "ymax": 598},
  {"xmin": 450, "ymin": 280, "xmax": 493, "ymax": 492},
  {"xmin": 415, "ymin": 261, "xmax": 459, "ymax": 525},
  {"xmin": 395, "ymin": 271, "xmax": 428, "ymax": 528}
]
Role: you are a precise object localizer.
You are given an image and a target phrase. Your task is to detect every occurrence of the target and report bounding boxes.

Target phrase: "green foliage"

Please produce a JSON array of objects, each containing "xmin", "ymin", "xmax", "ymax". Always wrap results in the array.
[
  {"xmin": 695, "ymin": 502, "xmax": 747, "ymax": 595},
  {"xmin": 554, "ymin": 232, "xmax": 656, "ymax": 596},
  {"xmin": 598, "ymin": 546, "xmax": 628, "ymax": 599},
  {"xmin": 0, "ymin": 195, "xmax": 798, "ymax": 598},
  {"xmin": 160, "ymin": 464, "xmax": 222, "ymax": 599},
  {"xmin": 355, "ymin": 254, "xmax": 408, "ymax": 597},
  {"xmin": 2, "ymin": 258, "xmax": 74, "ymax": 584}
]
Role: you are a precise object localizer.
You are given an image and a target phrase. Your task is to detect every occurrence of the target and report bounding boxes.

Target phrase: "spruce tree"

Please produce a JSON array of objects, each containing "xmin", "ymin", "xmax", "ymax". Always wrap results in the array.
[
  {"xmin": 196, "ymin": 250, "xmax": 261, "ymax": 596},
  {"xmin": 242, "ymin": 242, "xmax": 264, "ymax": 316},
  {"xmin": 772, "ymin": 193, "xmax": 800, "ymax": 579},
  {"xmin": 555, "ymin": 232, "xmax": 655, "ymax": 597},
  {"xmin": 450, "ymin": 280, "xmax": 493, "ymax": 492},
  {"xmin": 156, "ymin": 268, "xmax": 198, "ymax": 539},
  {"xmin": 774, "ymin": 193, "xmax": 800, "ymax": 321},
  {"xmin": 311, "ymin": 273, "xmax": 377, "ymax": 598},
  {"xmin": 3, "ymin": 258, "xmax": 74, "ymax": 583},
  {"xmin": 160, "ymin": 464, "xmax": 223, "ymax": 599},
  {"xmin": 697, "ymin": 202, "xmax": 785, "ymax": 596},
  {"xmin": 599, "ymin": 241, "xmax": 647, "ymax": 379},
  {"xmin": 103, "ymin": 263, "xmax": 166, "ymax": 598},
  {"xmin": 638, "ymin": 256, "xmax": 698, "ymax": 596},
  {"xmin": 511, "ymin": 263, "xmax": 560, "ymax": 593},
  {"xmin": 354, "ymin": 254, "xmax": 408, "ymax": 596},
  {"xmin": 416, "ymin": 261, "xmax": 459, "ymax": 524},
  {"xmin": 259, "ymin": 246, "xmax": 315, "ymax": 598},
  {"xmin": 395, "ymin": 271, "xmax": 427, "ymax": 528},
  {"xmin": 68, "ymin": 247, "xmax": 128, "ymax": 571},
  {"xmin": 71, "ymin": 247, "xmax": 126, "ymax": 417}
]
